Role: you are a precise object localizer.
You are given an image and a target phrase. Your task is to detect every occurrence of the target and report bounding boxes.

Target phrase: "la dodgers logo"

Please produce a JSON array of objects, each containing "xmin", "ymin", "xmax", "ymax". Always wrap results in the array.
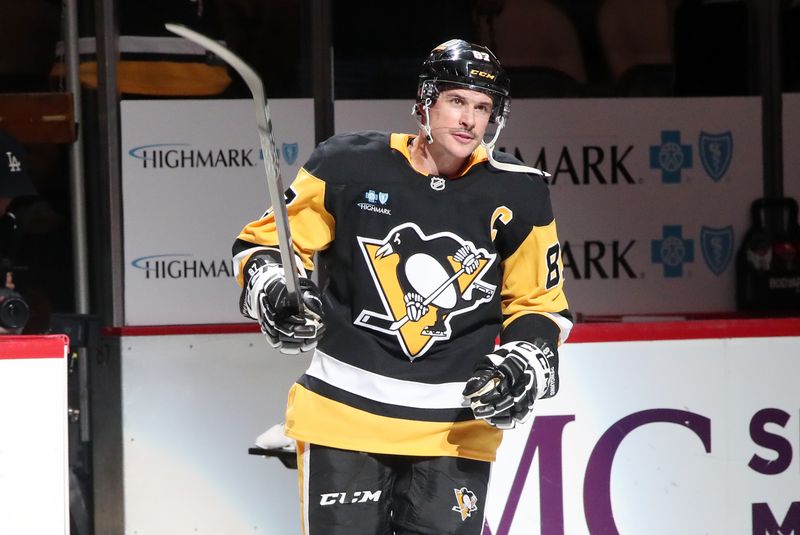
[
  {"xmin": 354, "ymin": 223, "xmax": 496, "ymax": 360},
  {"xmin": 5, "ymin": 151, "xmax": 21, "ymax": 173}
]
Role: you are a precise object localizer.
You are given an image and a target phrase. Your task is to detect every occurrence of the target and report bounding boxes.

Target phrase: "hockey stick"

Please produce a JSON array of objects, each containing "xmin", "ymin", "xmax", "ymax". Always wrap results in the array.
[
  {"xmin": 164, "ymin": 23, "xmax": 303, "ymax": 313},
  {"xmin": 357, "ymin": 254, "xmax": 484, "ymax": 331}
]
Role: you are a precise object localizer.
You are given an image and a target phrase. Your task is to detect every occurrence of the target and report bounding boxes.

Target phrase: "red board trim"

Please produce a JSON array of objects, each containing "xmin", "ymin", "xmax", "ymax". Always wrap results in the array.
[
  {"xmin": 0, "ymin": 335, "xmax": 69, "ymax": 359},
  {"xmin": 568, "ymin": 317, "xmax": 800, "ymax": 343},
  {"xmin": 105, "ymin": 323, "xmax": 260, "ymax": 337},
  {"xmin": 105, "ymin": 318, "xmax": 800, "ymax": 343}
]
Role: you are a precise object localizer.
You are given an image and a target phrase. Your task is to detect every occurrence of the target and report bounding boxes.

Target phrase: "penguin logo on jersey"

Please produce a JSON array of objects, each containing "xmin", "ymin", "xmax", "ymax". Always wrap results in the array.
[
  {"xmin": 451, "ymin": 487, "xmax": 479, "ymax": 521},
  {"xmin": 354, "ymin": 223, "xmax": 497, "ymax": 360}
]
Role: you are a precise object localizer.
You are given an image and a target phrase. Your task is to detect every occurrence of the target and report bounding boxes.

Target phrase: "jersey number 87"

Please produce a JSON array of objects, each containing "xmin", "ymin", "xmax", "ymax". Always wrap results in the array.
[{"xmin": 545, "ymin": 243, "xmax": 562, "ymax": 290}]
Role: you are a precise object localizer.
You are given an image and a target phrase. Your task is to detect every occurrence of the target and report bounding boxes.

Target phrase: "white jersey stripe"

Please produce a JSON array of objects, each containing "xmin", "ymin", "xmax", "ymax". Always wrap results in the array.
[{"xmin": 306, "ymin": 350, "xmax": 470, "ymax": 410}]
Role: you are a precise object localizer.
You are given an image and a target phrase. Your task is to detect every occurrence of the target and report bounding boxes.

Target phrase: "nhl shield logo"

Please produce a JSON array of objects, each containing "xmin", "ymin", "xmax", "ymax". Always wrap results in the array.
[
  {"xmin": 430, "ymin": 176, "xmax": 446, "ymax": 191},
  {"xmin": 699, "ymin": 131, "xmax": 733, "ymax": 182},
  {"xmin": 700, "ymin": 225, "xmax": 734, "ymax": 275},
  {"xmin": 281, "ymin": 142, "xmax": 299, "ymax": 165}
]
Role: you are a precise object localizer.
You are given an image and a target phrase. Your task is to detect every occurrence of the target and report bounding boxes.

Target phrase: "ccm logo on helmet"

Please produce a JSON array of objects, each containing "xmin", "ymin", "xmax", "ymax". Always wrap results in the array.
[{"xmin": 470, "ymin": 69, "xmax": 496, "ymax": 80}]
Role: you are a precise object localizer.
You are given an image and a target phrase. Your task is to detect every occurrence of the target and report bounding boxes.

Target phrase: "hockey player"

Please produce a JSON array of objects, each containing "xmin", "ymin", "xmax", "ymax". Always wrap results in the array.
[{"xmin": 233, "ymin": 39, "xmax": 572, "ymax": 535}]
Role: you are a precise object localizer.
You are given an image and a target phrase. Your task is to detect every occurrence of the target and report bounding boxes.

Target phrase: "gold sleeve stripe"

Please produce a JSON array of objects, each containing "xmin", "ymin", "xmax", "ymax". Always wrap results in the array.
[
  {"xmin": 284, "ymin": 383, "xmax": 502, "ymax": 462},
  {"xmin": 236, "ymin": 170, "xmax": 335, "ymax": 273},
  {"xmin": 500, "ymin": 220, "xmax": 569, "ymax": 320}
]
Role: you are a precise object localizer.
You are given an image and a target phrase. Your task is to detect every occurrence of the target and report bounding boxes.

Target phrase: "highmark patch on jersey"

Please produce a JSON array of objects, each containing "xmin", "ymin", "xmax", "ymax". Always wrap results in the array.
[{"xmin": 354, "ymin": 223, "xmax": 497, "ymax": 360}]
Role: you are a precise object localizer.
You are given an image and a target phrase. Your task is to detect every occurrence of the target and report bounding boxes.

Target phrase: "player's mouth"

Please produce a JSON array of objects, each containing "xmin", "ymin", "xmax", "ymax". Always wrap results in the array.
[{"xmin": 451, "ymin": 130, "xmax": 475, "ymax": 143}]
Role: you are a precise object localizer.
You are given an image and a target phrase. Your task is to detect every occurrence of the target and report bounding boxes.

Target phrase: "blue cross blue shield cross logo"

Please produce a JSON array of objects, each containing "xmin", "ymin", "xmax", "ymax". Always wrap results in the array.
[
  {"xmin": 698, "ymin": 131, "xmax": 733, "ymax": 182},
  {"xmin": 649, "ymin": 131, "xmax": 693, "ymax": 184},
  {"xmin": 282, "ymin": 142, "xmax": 299, "ymax": 165},
  {"xmin": 652, "ymin": 225, "xmax": 694, "ymax": 277},
  {"xmin": 700, "ymin": 225, "xmax": 734, "ymax": 275}
]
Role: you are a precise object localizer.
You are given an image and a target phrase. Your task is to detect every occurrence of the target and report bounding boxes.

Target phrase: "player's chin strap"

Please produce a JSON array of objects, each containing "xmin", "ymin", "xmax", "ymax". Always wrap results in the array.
[
  {"xmin": 482, "ymin": 116, "xmax": 551, "ymax": 178},
  {"xmin": 412, "ymin": 100, "xmax": 435, "ymax": 144}
]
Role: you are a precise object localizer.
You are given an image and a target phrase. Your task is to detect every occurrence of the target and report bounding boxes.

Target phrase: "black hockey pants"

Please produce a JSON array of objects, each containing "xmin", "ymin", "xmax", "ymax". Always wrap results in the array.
[{"xmin": 296, "ymin": 442, "xmax": 491, "ymax": 535}]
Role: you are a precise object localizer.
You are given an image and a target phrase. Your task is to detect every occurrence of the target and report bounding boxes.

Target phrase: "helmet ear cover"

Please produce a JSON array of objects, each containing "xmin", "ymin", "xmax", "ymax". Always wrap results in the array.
[{"xmin": 420, "ymin": 79, "xmax": 438, "ymax": 101}]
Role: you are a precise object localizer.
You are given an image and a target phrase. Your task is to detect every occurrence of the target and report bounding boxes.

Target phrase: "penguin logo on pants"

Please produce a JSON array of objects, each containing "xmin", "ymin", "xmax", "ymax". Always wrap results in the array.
[{"xmin": 355, "ymin": 223, "xmax": 497, "ymax": 360}]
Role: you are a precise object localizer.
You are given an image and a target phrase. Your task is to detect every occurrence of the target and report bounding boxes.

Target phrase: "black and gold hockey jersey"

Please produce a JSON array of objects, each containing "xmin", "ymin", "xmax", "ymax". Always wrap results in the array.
[{"xmin": 233, "ymin": 131, "xmax": 571, "ymax": 462}]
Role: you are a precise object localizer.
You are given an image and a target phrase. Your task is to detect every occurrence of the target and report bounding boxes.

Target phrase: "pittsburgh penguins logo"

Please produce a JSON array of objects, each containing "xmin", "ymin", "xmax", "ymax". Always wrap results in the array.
[
  {"xmin": 452, "ymin": 487, "xmax": 479, "ymax": 521},
  {"xmin": 355, "ymin": 223, "xmax": 496, "ymax": 360}
]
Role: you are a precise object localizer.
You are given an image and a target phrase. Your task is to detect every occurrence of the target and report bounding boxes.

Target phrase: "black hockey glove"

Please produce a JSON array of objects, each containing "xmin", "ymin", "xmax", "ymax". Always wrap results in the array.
[
  {"xmin": 462, "ymin": 339, "xmax": 558, "ymax": 430},
  {"xmin": 241, "ymin": 256, "xmax": 325, "ymax": 355}
]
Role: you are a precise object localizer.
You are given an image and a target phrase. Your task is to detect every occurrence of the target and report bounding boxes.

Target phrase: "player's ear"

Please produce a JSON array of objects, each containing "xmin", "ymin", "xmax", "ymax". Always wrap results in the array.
[{"xmin": 413, "ymin": 102, "xmax": 429, "ymax": 124}]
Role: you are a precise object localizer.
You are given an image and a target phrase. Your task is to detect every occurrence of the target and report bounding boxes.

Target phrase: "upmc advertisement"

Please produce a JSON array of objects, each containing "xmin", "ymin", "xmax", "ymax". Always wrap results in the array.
[
  {"xmin": 116, "ymin": 331, "xmax": 800, "ymax": 535},
  {"xmin": 122, "ymin": 97, "xmax": 763, "ymax": 326},
  {"xmin": 484, "ymin": 335, "xmax": 800, "ymax": 535}
]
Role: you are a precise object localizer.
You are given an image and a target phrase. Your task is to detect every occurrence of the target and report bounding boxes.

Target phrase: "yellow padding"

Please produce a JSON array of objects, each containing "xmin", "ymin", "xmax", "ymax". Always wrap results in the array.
[{"xmin": 51, "ymin": 60, "xmax": 231, "ymax": 96}]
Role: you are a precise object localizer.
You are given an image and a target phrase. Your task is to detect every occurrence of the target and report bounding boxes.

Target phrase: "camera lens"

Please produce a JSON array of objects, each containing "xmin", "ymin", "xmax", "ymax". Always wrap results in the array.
[{"xmin": 0, "ymin": 292, "xmax": 30, "ymax": 330}]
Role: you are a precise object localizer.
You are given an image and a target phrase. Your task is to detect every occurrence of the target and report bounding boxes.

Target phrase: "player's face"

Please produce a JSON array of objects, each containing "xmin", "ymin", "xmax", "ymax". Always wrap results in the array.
[{"xmin": 428, "ymin": 87, "xmax": 493, "ymax": 161}]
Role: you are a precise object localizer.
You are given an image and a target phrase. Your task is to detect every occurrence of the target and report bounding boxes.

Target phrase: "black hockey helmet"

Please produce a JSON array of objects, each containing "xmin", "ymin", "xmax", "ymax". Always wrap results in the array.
[{"xmin": 416, "ymin": 39, "xmax": 510, "ymax": 123}]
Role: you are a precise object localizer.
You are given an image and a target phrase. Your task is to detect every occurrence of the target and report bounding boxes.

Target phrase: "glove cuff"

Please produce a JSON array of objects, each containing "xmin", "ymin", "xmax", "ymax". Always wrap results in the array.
[
  {"xmin": 498, "ymin": 340, "xmax": 557, "ymax": 400},
  {"xmin": 241, "ymin": 259, "xmax": 283, "ymax": 320}
]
